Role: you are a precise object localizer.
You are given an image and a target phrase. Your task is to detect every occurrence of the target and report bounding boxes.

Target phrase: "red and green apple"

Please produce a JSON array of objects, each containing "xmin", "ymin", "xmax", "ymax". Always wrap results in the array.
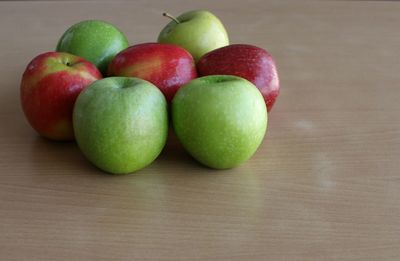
[
  {"xmin": 20, "ymin": 51, "xmax": 102, "ymax": 140},
  {"xmin": 108, "ymin": 43, "xmax": 197, "ymax": 103}
]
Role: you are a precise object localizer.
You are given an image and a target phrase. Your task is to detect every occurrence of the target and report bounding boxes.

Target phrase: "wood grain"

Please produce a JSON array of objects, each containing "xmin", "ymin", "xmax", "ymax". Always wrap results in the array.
[{"xmin": 1, "ymin": 1, "xmax": 399, "ymax": 260}]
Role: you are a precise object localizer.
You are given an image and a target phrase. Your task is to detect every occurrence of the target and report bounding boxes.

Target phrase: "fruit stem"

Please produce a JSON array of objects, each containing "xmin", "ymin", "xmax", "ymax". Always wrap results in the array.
[{"xmin": 163, "ymin": 12, "xmax": 180, "ymax": 24}]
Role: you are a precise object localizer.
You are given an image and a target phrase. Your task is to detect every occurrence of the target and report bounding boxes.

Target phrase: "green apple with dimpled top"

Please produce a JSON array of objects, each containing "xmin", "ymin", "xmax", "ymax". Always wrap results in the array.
[
  {"xmin": 172, "ymin": 75, "xmax": 268, "ymax": 169},
  {"xmin": 73, "ymin": 77, "xmax": 168, "ymax": 174},
  {"xmin": 158, "ymin": 10, "xmax": 229, "ymax": 62},
  {"xmin": 56, "ymin": 20, "xmax": 129, "ymax": 74}
]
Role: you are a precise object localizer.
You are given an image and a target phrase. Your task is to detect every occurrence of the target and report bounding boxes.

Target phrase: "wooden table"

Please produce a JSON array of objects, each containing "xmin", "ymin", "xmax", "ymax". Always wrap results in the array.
[{"xmin": 1, "ymin": 1, "xmax": 399, "ymax": 260}]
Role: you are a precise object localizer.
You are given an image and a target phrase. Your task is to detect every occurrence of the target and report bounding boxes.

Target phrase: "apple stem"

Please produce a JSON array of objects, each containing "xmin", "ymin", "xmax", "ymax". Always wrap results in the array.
[{"xmin": 163, "ymin": 12, "xmax": 180, "ymax": 24}]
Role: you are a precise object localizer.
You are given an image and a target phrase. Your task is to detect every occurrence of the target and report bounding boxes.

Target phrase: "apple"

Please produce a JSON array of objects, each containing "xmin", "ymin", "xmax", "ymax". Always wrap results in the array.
[
  {"xmin": 108, "ymin": 43, "xmax": 197, "ymax": 103},
  {"xmin": 73, "ymin": 77, "xmax": 168, "ymax": 174},
  {"xmin": 56, "ymin": 20, "xmax": 129, "ymax": 74},
  {"xmin": 197, "ymin": 44, "xmax": 280, "ymax": 111},
  {"xmin": 172, "ymin": 75, "xmax": 267, "ymax": 169},
  {"xmin": 20, "ymin": 51, "xmax": 102, "ymax": 140},
  {"xmin": 158, "ymin": 10, "xmax": 229, "ymax": 62}
]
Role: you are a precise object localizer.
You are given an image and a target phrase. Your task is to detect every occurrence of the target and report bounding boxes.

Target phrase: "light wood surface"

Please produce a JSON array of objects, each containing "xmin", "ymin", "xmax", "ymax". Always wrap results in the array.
[{"xmin": 1, "ymin": 1, "xmax": 400, "ymax": 260}]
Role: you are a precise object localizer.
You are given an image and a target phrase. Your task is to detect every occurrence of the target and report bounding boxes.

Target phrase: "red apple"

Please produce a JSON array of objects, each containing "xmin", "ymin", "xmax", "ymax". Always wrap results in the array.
[
  {"xmin": 20, "ymin": 52, "xmax": 102, "ymax": 140},
  {"xmin": 107, "ymin": 43, "xmax": 197, "ymax": 103},
  {"xmin": 197, "ymin": 44, "xmax": 280, "ymax": 111}
]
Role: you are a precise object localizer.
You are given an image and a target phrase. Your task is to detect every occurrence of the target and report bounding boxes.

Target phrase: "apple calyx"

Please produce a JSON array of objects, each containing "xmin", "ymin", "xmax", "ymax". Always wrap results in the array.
[
  {"xmin": 60, "ymin": 57, "xmax": 74, "ymax": 67},
  {"xmin": 163, "ymin": 12, "xmax": 180, "ymax": 24}
]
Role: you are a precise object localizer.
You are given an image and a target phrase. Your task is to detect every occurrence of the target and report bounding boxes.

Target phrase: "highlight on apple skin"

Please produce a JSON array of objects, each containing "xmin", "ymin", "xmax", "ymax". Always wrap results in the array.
[
  {"xmin": 172, "ymin": 75, "xmax": 268, "ymax": 169},
  {"xmin": 20, "ymin": 51, "xmax": 102, "ymax": 140},
  {"xmin": 108, "ymin": 43, "xmax": 197, "ymax": 103},
  {"xmin": 197, "ymin": 44, "xmax": 280, "ymax": 111},
  {"xmin": 73, "ymin": 77, "xmax": 168, "ymax": 174}
]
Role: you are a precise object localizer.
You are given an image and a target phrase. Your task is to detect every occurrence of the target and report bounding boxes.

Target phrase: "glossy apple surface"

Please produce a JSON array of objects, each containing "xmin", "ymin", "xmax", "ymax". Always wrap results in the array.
[
  {"xmin": 158, "ymin": 10, "xmax": 229, "ymax": 62},
  {"xmin": 108, "ymin": 43, "xmax": 197, "ymax": 103},
  {"xmin": 198, "ymin": 44, "xmax": 280, "ymax": 111},
  {"xmin": 172, "ymin": 75, "xmax": 267, "ymax": 169},
  {"xmin": 73, "ymin": 77, "xmax": 168, "ymax": 174},
  {"xmin": 56, "ymin": 20, "xmax": 129, "ymax": 74},
  {"xmin": 20, "ymin": 51, "xmax": 102, "ymax": 140}
]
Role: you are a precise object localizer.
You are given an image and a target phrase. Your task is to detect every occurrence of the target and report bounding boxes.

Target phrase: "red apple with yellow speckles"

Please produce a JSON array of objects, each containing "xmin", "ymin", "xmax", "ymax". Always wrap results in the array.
[
  {"xmin": 20, "ymin": 51, "xmax": 102, "ymax": 140},
  {"xmin": 108, "ymin": 43, "xmax": 197, "ymax": 103}
]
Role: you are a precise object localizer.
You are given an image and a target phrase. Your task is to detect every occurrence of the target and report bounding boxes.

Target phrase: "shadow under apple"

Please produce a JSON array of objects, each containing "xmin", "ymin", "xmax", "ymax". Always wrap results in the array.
[
  {"xmin": 152, "ymin": 127, "xmax": 225, "ymax": 176},
  {"xmin": 29, "ymin": 136, "xmax": 102, "ymax": 178}
]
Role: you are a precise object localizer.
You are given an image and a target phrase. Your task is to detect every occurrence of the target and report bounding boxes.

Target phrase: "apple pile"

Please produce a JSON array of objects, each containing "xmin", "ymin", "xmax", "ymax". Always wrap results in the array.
[{"xmin": 20, "ymin": 10, "xmax": 280, "ymax": 174}]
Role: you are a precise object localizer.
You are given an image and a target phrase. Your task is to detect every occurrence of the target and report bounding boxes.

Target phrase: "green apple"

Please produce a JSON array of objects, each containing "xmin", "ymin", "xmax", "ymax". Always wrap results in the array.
[
  {"xmin": 56, "ymin": 20, "xmax": 129, "ymax": 74},
  {"xmin": 73, "ymin": 77, "xmax": 168, "ymax": 174},
  {"xmin": 158, "ymin": 10, "xmax": 229, "ymax": 62},
  {"xmin": 172, "ymin": 75, "xmax": 267, "ymax": 169}
]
